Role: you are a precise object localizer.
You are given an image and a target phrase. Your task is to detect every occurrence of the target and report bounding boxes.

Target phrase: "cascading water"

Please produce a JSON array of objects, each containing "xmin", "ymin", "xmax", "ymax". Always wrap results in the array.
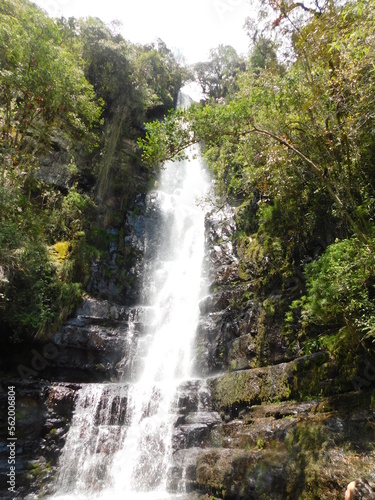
[{"xmin": 48, "ymin": 92, "xmax": 210, "ymax": 500}]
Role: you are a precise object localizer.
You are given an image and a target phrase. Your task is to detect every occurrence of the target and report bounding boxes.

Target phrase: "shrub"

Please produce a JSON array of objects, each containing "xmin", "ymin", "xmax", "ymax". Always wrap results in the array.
[{"xmin": 288, "ymin": 237, "xmax": 375, "ymax": 357}]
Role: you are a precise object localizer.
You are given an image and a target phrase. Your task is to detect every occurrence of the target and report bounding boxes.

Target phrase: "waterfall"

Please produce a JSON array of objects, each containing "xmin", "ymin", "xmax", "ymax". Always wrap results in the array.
[{"xmin": 48, "ymin": 92, "xmax": 210, "ymax": 500}]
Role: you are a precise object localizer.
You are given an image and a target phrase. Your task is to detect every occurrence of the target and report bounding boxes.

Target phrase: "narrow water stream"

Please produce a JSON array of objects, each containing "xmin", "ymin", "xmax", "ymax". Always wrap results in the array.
[{"xmin": 48, "ymin": 92, "xmax": 210, "ymax": 500}]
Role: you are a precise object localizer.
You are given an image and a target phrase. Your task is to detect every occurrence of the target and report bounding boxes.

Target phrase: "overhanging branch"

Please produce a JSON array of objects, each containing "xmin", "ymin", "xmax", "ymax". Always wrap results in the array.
[{"xmin": 240, "ymin": 123, "xmax": 368, "ymax": 242}]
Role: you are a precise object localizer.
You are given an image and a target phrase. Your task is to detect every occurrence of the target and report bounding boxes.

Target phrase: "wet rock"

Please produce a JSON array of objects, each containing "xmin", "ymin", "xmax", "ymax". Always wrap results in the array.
[
  {"xmin": 172, "ymin": 410, "xmax": 222, "ymax": 451},
  {"xmin": 88, "ymin": 192, "xmax": 164, "ymax": 305},
  {"xmin": 184, "ymin": 411, "xmax": 222, "ymax": 427},
  {"xmin": 195, "ymin": 206, "xmax": 266, "ymax": 375},
  {"xmin": 205, "ymin": 206, "xmax": 238, "ymax": 272},
  {"xmin": 173, "ymin": 424, "xmax": 209, "ymax": 449},
  {"xmin": 227, "ymin": 334, "xmax": 257, "ymax": 371},
  {"xmin": 46, "ymin": 385, "xmax": 76, "ymax": 418},
  {"xmin": 0, "ymin": 380, "xmax": 79, "ymax": 499},
  {"xmin": 35, "ymin": 297, "xmax": 148, "ymax": 382},
  {"xmin": 175, "ymin": 380, "xmax": 201, "ymax": 413},
  {"xmin": 52, "ymin": 325, "xmax": 126, "ymax": 382},
  {"xmin": 77, "ymin": 297, "xmax": 128, "ymax": 321}
]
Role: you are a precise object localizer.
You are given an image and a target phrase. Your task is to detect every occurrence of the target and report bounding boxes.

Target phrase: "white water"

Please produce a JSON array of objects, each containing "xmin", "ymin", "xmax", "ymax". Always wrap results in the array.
[{"xmin": 48, "ymin": 93, "xmax": 209, "ymax": 500}]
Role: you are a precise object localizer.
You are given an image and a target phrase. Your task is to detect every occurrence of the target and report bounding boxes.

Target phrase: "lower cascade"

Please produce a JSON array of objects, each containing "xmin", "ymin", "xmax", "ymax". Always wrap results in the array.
[{"xmin": 48, "ymin": 100, "xmax": 210, "ymax": 499}]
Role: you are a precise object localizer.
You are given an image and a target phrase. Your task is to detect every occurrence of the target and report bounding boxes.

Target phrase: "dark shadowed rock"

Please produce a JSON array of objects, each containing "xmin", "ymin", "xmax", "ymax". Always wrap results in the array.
[{"xmin": 0, "ymin": 380, "xmax": 80, "ymax": 499}]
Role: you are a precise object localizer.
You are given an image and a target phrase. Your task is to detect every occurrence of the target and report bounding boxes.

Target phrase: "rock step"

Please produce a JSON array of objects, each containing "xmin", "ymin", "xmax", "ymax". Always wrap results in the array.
[
  {"xmin": 207, "ymin": 351, "xmax": 346, "ymax": 418},
  {"xmin": 168, "ymin": 390, "xmax": 375, "ymax": 499}
]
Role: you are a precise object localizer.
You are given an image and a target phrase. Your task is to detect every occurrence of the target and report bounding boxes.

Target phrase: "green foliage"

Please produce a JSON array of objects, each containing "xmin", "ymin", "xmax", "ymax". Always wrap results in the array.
[
  {"xmin": 139, "ymin": 0, "xmax": 375, "ymax": 367},
  {"xmin": 0, "ymin": 180, "xmax": 84, "ymax": 340},
  {"xmin": 249, "ymin": 36, "xmax": 282, "ymax": 74},
  {"xmin": 257, "ymin": 438, "xmax": 266, "ymax": 450},
  {"xmin": 133, "ymin": 38, "xmax": 185, "ymax": 112},
  {"xmin": 194, "ymin": 44, "xmax": 245, "ymax": 99},
  {"xmin": 2, "ymin": 243, "xmax": 82, "ymax": 339},
  {"xmin": 299, "ymin": 238, "xmax": 375, "ymax": 344},
  {"xmin": 78, "ymin": 23, "xmax": 184, "ymax": 123},
  {"xmin": 0, "ymin": 0, "xmax": 187, "ymax": 343},
  {"xmin": 0, "ymin": 0, "xmax": 103, "ymax": 153},
  {"xmin": 137, "ymin": 108, "xmax": 194, "ymax": 167}
]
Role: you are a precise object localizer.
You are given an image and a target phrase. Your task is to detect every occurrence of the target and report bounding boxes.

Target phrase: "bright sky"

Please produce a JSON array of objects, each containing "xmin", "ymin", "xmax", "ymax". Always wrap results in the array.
[{"xmin": 32, "ymin": 0, "xmax": 253, "ymax": 63}]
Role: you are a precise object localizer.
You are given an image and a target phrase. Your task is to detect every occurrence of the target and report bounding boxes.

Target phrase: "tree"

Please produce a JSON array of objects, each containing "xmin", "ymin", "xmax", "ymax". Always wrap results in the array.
[
  {"xmin": 0, "ymin": 1, "xmax": 101, "ymax": 342},
  {"xmin": 249, "ymin": 36, "xmax": 281, "ymax": 73},
  {"xmin": 0, "ymin": 1, "xmax": 102, "ymax": 157},
  {"xmin": 141, "ymin": 0, "xmax": 375, "ymax": 241},
  {"xmin": 194, "ymin": 44, "xmax": 245, "ymax": 99}
]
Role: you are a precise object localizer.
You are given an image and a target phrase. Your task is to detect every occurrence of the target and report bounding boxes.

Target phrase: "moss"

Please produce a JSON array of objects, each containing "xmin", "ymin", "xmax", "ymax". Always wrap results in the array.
[
  {"xmin": 281, "ymin": 413, "xmax": 375, "ymax": 499},
  {"xmin": 209, "ymin": 363, "xmax": 293, "ymax": 412},
  {"xmin": 51, "ymin": 241, "xmax": 72, "ymax": 262},
  {"xmin": 257, "ymin": 438, "xmax": 265, "ymax": 450},
  {"xmin": 237, "ymin": 233, "xmax": 265, "ymax": 282},
  {"xmin": 209, "ymin": 353, "xmax": 339, "ymax": 416},
  {"xmin": 105, "ymin": 268, "xmax": 114, "ymax": 278},
  {"xmin": 25, "ymin": 459, "xmax": 52, "ymax": 481},
  {"xmin": 198, "ymin": 392, "xmax": 375, "ymax": 498},
  {"xmin": 89, "ymin": 226, "xmax": 110, "ymax": 253},
  {"xmin": 291, "ymin": 353, "xmax": 339, "ymax": 400}
]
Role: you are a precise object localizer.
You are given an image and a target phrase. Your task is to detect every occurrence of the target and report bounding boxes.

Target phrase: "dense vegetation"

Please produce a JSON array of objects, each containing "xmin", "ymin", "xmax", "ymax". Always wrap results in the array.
[
  {"xmin": 2, "ymin": 0, "xmax": 375, "ymax": 384},
  {"xmin": 0, "ymin": 0, "xmax": 185, "ymax": 343},
  {"xmin": 140, "ymin": 0, "xmax": 375, "ymax": 378}
]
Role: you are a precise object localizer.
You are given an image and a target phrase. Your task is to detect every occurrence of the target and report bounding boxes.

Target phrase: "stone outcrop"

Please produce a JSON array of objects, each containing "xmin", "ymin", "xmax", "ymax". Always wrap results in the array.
[
  {"xmin": 49, "ymin": 297, "xmax": 132, "ymax": 381},
  {"xmin": 208, "ymin": 351, "xmax": 338, "ymax": 416},
  {"xmin": 0, "ymin": 380, "xmax": 80, "ymax": 499},
  {"xmin": 192, "ymin": 391, "xmax": 375, "ymax": 499},
  {"xmin": 168, "ymin": 380, "xmax": 375, "ymax": 499},
  {"xmin": 183, "ymin": 203, "xmax": 375, "ymax": 499},
  {"xmin": 88, "ymin": 191, "xmax": 164, "ymax": 305},
  {"xmin": 193, "ymin": 206, "xmax": 289, "ymax": 378}
]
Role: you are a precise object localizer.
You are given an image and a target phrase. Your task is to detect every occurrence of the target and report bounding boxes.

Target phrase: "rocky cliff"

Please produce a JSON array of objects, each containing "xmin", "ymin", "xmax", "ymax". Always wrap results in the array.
[
  {"xmin": 0, "ymin": 197, "xmax": 374, "ymax": 499},
  {"xmin": 178, "ymin": 205, "xmax": 375, "ymax": 499}
]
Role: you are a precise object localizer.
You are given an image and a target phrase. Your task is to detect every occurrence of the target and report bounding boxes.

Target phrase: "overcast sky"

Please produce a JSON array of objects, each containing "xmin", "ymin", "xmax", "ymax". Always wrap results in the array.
[{"xmin": 32, "ymin": 0, "xmax": 253, "ymax": 63}]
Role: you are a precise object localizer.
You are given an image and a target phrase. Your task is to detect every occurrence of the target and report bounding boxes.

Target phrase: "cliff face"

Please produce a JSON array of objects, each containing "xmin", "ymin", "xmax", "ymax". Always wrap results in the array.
[
  {"xmin": 0, "ymin": 381, "xmax": 79, "ymax": 499},
  {"xmin": 185, "ymin": 208, "xmax": 375, "ymax": 499},
  {"xmin": 0, "ymin": 197, "xmax": 374, "ymax": 499}
]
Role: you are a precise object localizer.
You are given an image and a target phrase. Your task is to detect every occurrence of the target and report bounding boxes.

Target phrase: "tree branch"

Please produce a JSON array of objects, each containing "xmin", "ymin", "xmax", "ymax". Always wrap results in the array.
[{"xmin": 244, "ymin": 123, "xmax": 368, "ymax": 242}]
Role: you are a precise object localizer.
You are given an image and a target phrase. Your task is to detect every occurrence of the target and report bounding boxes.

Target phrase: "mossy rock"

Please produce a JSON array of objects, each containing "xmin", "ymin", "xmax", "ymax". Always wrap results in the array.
[
  {"xmin": 195, "ymin": 396, "xmax": 375, "ymax": 499},
  {"xmin": 25, "ymin": 458, "xmax": 52, "ymax": 481},
  {"xmin": 208, "ymin": 363, "xmax": 291, "ymax": 415},
  {"xmin": 50, "ymin": 241, "xmax": 72, "ymax": 263},
  {"xmin": 208, "ymin": 352, "xmax": 338, "ymax": 415},
  {"xmin": 196, "ymin": 447, "xmax": 288, "ymax": 499}
]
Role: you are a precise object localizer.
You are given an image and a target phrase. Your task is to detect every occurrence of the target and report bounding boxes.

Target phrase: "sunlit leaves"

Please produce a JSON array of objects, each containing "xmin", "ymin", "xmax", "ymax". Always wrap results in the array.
[
  {"xmin": 0, "ymin": 1, "xmax": 102, "ymax": 152},
  {"xmin": 299, "ymin": 237, "xmax": 375, "ymax": 346}
]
